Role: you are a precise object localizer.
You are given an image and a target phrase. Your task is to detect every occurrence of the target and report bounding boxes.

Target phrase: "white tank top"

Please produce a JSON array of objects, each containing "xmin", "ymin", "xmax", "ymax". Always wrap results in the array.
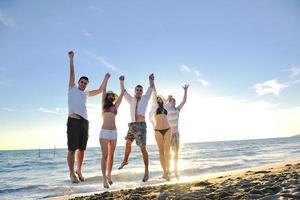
[
  {"xmin": 68, "ymin": 86, "xmax": 89, "ymax": 120},
  {"xmin": 167, "ymin": 106, "xmax": 180, "ymax": 127}
]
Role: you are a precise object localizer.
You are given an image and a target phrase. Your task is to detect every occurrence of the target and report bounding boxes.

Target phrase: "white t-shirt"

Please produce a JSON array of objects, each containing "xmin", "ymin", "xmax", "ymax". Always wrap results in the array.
[
  {"xmin": 124, "ymin": 87, "xmax": 153, "ymax": 122},
  {"xmin": 166, "ymin": 105, "xmax": 181, "ymax": 128},
  {"xmin": 68, "ymin": 86, "xmax": 89, "ymax": 120}
]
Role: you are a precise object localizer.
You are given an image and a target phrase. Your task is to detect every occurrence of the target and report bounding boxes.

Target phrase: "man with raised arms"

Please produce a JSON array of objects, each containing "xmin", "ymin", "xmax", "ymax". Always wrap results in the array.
[
  {"xmin": 67, "ymin": 51, "xmax": 108, "ymax": 183},
  {"xmin": 118, "ymin": 74, "xmax": 155, "ymax": 182}
]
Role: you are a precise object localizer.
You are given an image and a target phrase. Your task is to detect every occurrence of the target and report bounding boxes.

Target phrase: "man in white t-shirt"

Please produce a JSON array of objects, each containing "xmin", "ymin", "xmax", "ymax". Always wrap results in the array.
[
  {"xmin": 67, "ymin": 51, "xmax": 109, "ymax": 183},
  {"xmin": 118, "ymin": 74, "xmax": 155, "ymax": 182}
]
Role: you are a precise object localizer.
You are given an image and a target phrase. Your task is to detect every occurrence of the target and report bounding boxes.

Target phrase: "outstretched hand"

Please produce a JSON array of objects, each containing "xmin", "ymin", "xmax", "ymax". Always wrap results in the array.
[
  {"xmin": 149, "ymin": 73, "xmax": 154, "ymax": 80},
  {"xmin": 68, "ymin": 51, "xmax": 74, "ymax": 59},
  {"xmin": 105, "ymin": 73, "xmax": 111, "ymax": 79},
  {"xmin": 119, "ymin": 75, "xmax": 125, "ymax": 81},
  {"xmin": 183, "ymin": 84, "xmax": 189, "ymax": 90}
]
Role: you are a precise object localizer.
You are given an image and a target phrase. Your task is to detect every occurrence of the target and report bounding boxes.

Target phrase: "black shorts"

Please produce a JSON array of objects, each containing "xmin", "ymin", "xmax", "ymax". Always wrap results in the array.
[{"xmin": 67, "ymin": 117, "xmax": 89, "ymax": 151}]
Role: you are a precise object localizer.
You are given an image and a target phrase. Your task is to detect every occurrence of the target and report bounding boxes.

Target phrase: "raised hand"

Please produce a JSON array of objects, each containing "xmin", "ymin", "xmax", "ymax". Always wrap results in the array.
[
  {"xmin": 119, "ymin": 75, "xmax": 125, "ymax": 81},
  {"xmin": 149, "ymin": 73, "xmax": 154, "ymax": 80},
  {"xmin": 105, "ymin": 73, "xmax": 111, "ymax": 79},
  {"xmin": 183, "ymin": 84, "xmax": 189, "ymax": 90},
  {"xmin": 68, "ymin": 51, "xmax": 74, "ymax": 59}
]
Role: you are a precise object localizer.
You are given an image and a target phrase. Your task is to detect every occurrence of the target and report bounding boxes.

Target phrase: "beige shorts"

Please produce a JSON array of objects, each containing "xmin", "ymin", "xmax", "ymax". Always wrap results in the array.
[{"xmin": 171, "ymin": 132, "xmax": 180, "ymax": 150}]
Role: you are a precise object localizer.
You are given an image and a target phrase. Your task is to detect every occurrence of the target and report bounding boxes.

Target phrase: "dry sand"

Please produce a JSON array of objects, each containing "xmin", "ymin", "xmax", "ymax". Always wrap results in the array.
[{"xmin": 70, "ymin": 160, "xmax": 300, "ymax": 200}]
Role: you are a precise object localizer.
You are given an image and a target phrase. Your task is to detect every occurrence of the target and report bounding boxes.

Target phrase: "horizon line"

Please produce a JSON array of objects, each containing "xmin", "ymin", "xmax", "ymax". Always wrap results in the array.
[{"xmin": 1, "ymin": 135, "xmax": 298, "ymax": 151}]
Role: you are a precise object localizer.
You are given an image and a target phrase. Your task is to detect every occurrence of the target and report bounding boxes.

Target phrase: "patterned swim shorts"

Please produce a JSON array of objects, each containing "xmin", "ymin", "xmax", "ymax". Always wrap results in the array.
[{"xmin": 125, "ymin": 122, "xmax": 147, "ymax": 147}]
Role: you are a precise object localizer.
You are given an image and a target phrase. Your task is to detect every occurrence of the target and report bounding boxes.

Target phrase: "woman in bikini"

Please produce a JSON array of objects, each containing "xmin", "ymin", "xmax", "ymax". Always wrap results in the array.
[
  {"xmin": 150, "ymin": 87, "xmax": 172, "ymax": 181},
  {"xmin": 99, "ymin": 74, "xmax": 125, "ymax": 188}
]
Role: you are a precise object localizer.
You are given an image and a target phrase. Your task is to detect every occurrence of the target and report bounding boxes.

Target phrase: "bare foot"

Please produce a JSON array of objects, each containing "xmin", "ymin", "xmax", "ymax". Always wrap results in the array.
[
  {"xmin": 103, "ymin": 179, "xmax": 109, "ymax": 189},
  {"xmin": 142, "ymin": 171, "xmax": 149, "ymax": 182},
  {"xmin": 162, "ymin": 172, "xmax": 170, "ymax": 181},
  {"xmin": 106, "ymin": 176, "xmax": 113, "ymax": 185},
  {"xmin": 70, "ymin": 173, "xmax": 79, "ymax": 184},
  {"xmin": 118, "ymin": 161, "xmax": 128, "ymax": 170},
  {"xmin": 75, "ymin": 170, "xmax": 85, "ymax": 182},
  {"xmin": 167, "ymin": 170, "xmax": 171, "ymax": 176}
]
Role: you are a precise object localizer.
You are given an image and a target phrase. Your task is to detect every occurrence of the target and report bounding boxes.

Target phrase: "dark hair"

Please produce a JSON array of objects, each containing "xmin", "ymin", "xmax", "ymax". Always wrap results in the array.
[
  {"xmin": 135, "ymin": 85, "xmax": 143, "ymax": 89},
  {"xmin": 103, "ymin": 94, "xmax": 115, "ymax": 110},
  {"xmin": 79, "ymin": 76, "xmax": 89, "ymax": 82}
]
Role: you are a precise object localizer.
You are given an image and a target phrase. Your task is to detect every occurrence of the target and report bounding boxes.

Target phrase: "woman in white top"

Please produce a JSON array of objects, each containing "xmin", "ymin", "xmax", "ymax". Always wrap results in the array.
[
  {"xmin": 166, "ymin": 84, "xmax": 189, "ymax": 179},
  {"xmin": 99, "ymin": 74, "xmax": 125, "ymax": 188}
]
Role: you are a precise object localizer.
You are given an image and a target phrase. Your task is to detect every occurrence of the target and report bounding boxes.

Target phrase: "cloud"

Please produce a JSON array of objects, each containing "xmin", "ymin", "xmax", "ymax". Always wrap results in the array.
[
  {"xmin": 254, "ymin": 80, "xmax": 288, "ymax": 96},
  {"xmin": 287, "ymin": 66, "xmax": 300, "ymax": 78},
  {"xmin": 180, "ymin": 92, "xmax": 300, "ymax": 143},
  {"xmin": 197, "ymin": 79, "xmax": 209, "ymax": 87},
  {"xmin": 1, "ymin": 107, "xmax": 14, "ymax": 112},
  {"xmin": 180, "ymin": 64, "xmax": 208, "ymax": 87},
  {"xmin": 0, "ymin": 80, "xmax": 9, "ymax": 87},
  {"xmin": 294, "ymin": 79, "xmax": 300, "ymax": 84},
  {"xmin": 0, "ymin": 11, "xmax": 15, "ymax": 27},
  {"xmin": 180, "ymin": 64, "xmax": 191, "ymax": 73},
  {"xmin": 193, "ymin": 70, "xmax": 200, "ymax": 77},
  {"xmin": 254, "ymin": 65, "xmax": 300, "ymax": 96},
  {"xmin": 82, "ymin": 30, "xmax": 93, "ymax": 40},
  {"xmin": 286, "ymin": 66, "xmax": 300, "ymax": 85},
  {"xmin": 87, "ymin": 52, "xmax": 119, "ymax": 71},
  {"xmin": 86, "ymin": 6, "xmax": 103, "ymax": 12},
  {"xmin": 39, "ymin": 107, "xmax": 66, "ymax": 115}
]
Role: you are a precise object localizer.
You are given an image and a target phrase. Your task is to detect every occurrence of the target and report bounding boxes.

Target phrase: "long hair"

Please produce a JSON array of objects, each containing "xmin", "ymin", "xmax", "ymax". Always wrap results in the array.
[{"xmin": 103, "ymin": 93, "xmax": 117, "ymax": 110}]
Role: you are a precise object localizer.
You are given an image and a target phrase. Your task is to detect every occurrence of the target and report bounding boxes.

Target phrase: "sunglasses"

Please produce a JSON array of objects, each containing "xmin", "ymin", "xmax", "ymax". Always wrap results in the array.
[{"xmin": 80, "ymin": 81, "xmax": 88, "ymax": 85}]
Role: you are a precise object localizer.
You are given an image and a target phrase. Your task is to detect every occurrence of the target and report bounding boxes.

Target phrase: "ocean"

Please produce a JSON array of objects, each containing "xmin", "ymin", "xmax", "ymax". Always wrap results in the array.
[{"xmin": 1, "ymin": 136, "xmax": 300, "ymax": 200}]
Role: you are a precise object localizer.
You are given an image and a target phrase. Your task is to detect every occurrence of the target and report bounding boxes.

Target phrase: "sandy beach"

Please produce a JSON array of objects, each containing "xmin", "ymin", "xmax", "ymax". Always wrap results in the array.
[{"xmin": 69, "ymin": 160, "xmax": 300, "ymax": 200}]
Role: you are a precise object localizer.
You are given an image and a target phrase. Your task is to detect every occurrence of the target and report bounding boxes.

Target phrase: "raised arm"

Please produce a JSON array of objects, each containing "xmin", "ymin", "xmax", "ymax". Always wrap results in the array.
[
  {"xmin": 123, "ymin": 81, "xmax": 133, "ymax": 103},
  {"xmin": 151, "ymin": 84, "xmax": 158, "ymax": 102},
  {"xmin": 89, "ymin": 73, "xmax": 110, "ymax": 97},
  {"xmin": 115, "ymin": 75, "xmax": 125, "ymax": 108},
  {"xmin": 101, "ymin": 73, "xmax": 111, "ymax": 104},
  {"xmin": 68, "ymin": 51, "xmax": 75, "ymax": 89},
  {"xmin": 178, "ymin": 84, "xmax": 189, "ymax": 110},
  {"xmin": 149, "ymin": 73, "xmax": 155, "ymax": 88},
  {"xmin": 143, "ymin": 73, "xmax": 155, "ymax": 102}
]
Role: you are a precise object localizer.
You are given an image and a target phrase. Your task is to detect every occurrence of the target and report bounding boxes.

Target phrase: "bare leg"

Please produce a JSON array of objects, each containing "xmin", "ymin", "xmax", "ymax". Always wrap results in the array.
[
  {"xmin": 107, "ymin": 140, "xmax": 117, "ymax": 185},
  {"xmin": 140, "ymin": 146, "xmax": 149, "ymax": 182},
  {"xmin": 67, "ymin": 150, "xmax": 79, "ymax": 183},
  {"xmin": 174, "ymin": 147, "xmax": 179, "ymax": 179},
  {"xmin": 118, "ymin": 140, "xmax": 132, "ymax": 170},
  {"xmin": 76, "ymin": 149, "xmax": 85, "ymax": 181},
  {"xmin": 163, "ymin": 131, "xmax": 171, "ymax": 177},
  {"xmin": 100, "ymin": 139, "xmax": 109, "ymax": 188},
  {"xmin": 155, "ymin": 131, "xmax": 166, "ymax": 173},
  {"xmin": 155, "ymin": 131, "xmax": 169, "ymax": 181}
]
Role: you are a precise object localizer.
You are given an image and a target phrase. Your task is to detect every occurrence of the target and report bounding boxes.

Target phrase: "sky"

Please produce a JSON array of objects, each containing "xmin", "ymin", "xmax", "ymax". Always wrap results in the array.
[{"xmin": 0, "ymin": 0, "xmax": 300, "ymax": 150}]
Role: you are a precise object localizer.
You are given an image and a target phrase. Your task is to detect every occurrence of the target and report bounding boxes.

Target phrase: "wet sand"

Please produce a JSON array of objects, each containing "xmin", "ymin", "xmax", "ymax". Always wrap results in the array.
[{"xmin": 70, "ymin": 161, "xmax": 300, "ymax": 200}]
